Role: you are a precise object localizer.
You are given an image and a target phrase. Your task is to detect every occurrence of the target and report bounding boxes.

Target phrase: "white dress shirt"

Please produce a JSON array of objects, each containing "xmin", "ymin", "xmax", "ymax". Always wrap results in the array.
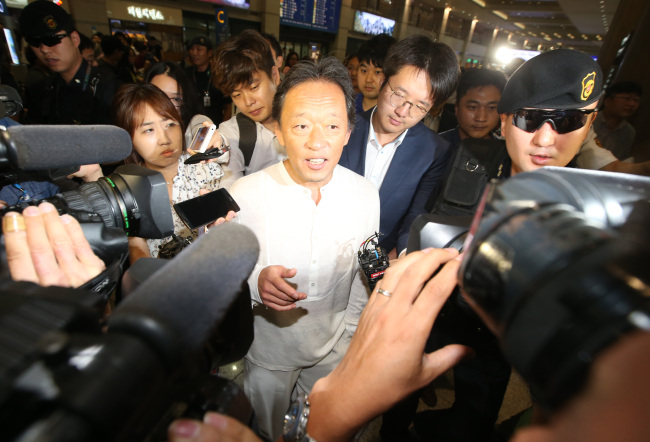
[{"xmin": 364, "ymin": 108, "xmax": 409, "ymax": 189}]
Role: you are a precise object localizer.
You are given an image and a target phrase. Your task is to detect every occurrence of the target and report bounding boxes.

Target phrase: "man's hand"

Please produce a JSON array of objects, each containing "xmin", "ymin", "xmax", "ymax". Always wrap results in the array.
[
  {"xmin": 3, "ymin": 202, "xmax": 106, "ymax": 287},
  {"xmin": 258, "ymin": 265, "xmax": 307, "ymax": 311},
  {"xmin": 168, "ymin": 413, "xmax": 262, "ymax": 442},
  {"xmin": 307, "ymin": 248, "xmax": 471, "ymax": 441}
]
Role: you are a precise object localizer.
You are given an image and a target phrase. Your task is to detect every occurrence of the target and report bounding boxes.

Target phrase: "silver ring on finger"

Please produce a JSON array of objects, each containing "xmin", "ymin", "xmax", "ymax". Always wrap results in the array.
[{"xmin": 377, "ymin": 288, "xmax": 392, "ymax": 297}]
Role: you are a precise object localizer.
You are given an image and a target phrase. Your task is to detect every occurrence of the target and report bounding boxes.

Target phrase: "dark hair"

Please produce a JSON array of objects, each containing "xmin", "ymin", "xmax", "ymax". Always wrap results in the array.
[
  {"xmin": 272, "ymin": 57, "xmax": 356, "ymax": 131},
  {"xmin": 213, "ymin": 30, "xmax": 275, "ymax": 95},
  {"xmin": 382, "ymin": 34, "xmax": 459, "ymax": 106},
  {"xmin": 286, "ymin": 51, "xmax": 299, "ymax": 63},
  {"xmin": 78, "ymin": 33, "xmax": 94, "ymax": 52},
  {"xmin": 456, "ymin": 68, "xmax": 507, "ymax": 104},
  {"xmin": 144, "ymin": 61, "xmax": 203, "ymax": 127},
  {"xmin": 261, "ymin": 32, "xmax": 282, "ymax": 60},
  {"xmin": 344, "ymin": 54, "xmax": 359, "ymax": 67},
  {"xmin": 111, "ymin": 83, "xmax": 185, "ymax": 165},
  {"xmin": 357, "ymin": 33, "xmax": 396, "ymax": 69},
  {"xmin": 604, "ymin": 81, "xmax": 643, "ymax": 99},
  {"xmin": 101, "ymin": 35, "xmax": 125, "ymax": 57}
]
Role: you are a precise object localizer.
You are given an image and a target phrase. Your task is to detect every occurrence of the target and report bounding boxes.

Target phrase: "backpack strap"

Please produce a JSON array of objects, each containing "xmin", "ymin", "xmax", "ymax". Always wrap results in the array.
[{"xmin": 236, "ymin": 112, "xmax": 258, "ymax": 167}]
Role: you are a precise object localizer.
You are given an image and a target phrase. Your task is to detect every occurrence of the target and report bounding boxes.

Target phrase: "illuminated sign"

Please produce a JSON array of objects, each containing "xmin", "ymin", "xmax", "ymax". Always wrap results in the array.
[
  {"xmin": 127, "ymin": 5, "xmax": 164, "ymax": 21},
  {"xmin": 106, "ymin": 0, "xmax": 182, "ymax": 25}
]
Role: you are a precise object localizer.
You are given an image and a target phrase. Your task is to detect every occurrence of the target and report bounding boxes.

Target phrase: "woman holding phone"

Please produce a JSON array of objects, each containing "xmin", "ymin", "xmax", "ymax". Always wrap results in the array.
[{"xmin": 111, "ymin": 83, "xmax": 226, "ymax": 262}]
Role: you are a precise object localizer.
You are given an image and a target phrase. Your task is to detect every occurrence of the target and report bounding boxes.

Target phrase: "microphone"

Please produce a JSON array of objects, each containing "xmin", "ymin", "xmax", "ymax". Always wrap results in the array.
[
  {"xmin": 109, "ymin": 222, "xmax": 259, "ymax": 366},
  {"xmin": 2, "ymin": 223, "xmax": 259, "ymax": 441},
  {"xmin": 0, "ymin": 125, "xmax": 133, "ymax": 170}
]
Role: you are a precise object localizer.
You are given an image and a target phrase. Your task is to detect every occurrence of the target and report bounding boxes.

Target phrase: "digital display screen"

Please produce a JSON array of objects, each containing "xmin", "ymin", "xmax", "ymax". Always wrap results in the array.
[
  {"xmin": 353, "ymin": 11, "xmax": 395, "ymax": 36},
  {"xmin": 280, "ymin": 0, "xmax": 341, "ymax": 34}
]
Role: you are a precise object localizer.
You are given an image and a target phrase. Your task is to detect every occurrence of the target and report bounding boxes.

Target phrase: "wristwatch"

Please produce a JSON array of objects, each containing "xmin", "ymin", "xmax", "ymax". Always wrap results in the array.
[{"xmin": 282, "ymin": 393, "xmax": 317, "ymax": 441}]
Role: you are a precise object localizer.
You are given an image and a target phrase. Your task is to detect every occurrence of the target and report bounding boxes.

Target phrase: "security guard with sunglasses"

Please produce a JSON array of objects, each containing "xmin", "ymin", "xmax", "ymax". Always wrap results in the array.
[
  {"xmin": 405, "ymin": 49, "xmax": 604, "ymax": 442},
  {"xmin": 19, "ymin": 1, "xmax": 121, "ymax": 125},
  {"xmin": 497, "ymin": 48, "xmax": 602, "ymax": 177}
]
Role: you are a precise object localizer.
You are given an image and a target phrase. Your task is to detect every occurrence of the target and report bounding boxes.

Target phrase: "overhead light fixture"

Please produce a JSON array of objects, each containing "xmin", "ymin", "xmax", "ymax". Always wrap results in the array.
[
  {"xmin": 492, "ymin": 10, "xmax": 508, "ymax": 20},
  {"xmin": 472, "ymin": 0, "xmax": 486, "ymax": 6},
  {"xmin": 514, "ymin": 22, "xmax": 525, "ymax": 29}
]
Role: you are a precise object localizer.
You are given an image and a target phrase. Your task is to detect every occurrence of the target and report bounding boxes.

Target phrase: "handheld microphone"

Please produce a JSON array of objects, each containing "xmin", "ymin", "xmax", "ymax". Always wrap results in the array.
[{"xmin": 0, "ymin": 125, "xmax": 133, "ymax": 170}]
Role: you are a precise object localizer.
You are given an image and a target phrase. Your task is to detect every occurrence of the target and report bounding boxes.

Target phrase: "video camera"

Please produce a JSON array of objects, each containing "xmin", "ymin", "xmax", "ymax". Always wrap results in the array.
[
  {"xmin": 0, "ymin": 222, "xmax": 259, "ymax": 442},
  {"xmin": 0, "ymin": 123, "xmax": 174, "ymax": 302},
  {"xmin": 408, "ymin": 167, "xmax": 650, "ymax": 412},
  {"xmin": 0, "ymin": 123, "xmax": 259, "ymax": 441}
]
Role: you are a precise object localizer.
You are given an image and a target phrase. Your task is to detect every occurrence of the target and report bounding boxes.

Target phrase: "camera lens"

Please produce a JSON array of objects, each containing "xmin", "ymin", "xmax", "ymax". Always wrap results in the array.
[{"xmin": 59, "ymin": 164, "xmax": 173, "ymax": 239}]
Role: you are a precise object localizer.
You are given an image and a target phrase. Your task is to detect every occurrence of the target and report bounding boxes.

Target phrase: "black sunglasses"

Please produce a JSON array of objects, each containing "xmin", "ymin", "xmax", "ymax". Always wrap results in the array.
[
  {"xmin": 25, "ymin": 32, "xmax": 69, "ymax": 48},
  {"xmin": 512, "ymin": 108, "xmax": 596, "ymax": 134}
]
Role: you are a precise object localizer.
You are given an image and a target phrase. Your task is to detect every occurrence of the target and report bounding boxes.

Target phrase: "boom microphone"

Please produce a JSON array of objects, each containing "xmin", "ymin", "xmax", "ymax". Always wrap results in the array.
[
  {"xmin": 109, "ymin": 222, "xmax": 260, "ymax": 365},
  {"xmin": 0, "ymin": 125, "xmax": 133, "ymax": 170}
]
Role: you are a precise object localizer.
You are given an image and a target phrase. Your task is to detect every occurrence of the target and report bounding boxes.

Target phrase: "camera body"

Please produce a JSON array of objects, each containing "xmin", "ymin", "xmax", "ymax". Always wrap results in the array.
[
  {"xmin": 0, "ymin": 279, "xmax": 255, "ymax": 442},
  {"xmin": 1, "ymin": 165, "xmax": 174, "ymax": 300},
  {"xmin": 409, "ymin": 167, "xmax": 650, "ymax": 411}
]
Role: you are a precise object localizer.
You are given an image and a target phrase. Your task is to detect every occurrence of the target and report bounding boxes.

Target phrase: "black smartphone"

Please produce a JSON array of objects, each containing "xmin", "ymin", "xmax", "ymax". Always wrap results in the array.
[{"xmin": 173, "ymin": 188, "xmax": 240, "ymax": 230}]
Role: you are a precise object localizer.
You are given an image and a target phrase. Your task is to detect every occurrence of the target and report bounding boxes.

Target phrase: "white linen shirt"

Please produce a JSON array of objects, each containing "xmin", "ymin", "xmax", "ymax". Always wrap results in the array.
[{"xmin": 229, "ymin": 161, "xmax": 380, "ymax": 370}]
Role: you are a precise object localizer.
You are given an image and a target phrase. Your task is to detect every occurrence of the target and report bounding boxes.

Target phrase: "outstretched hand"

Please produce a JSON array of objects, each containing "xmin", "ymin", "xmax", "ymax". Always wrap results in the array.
[{"xmin": 307, "ymin": 248, "xmax": 472, "ymax": 441}]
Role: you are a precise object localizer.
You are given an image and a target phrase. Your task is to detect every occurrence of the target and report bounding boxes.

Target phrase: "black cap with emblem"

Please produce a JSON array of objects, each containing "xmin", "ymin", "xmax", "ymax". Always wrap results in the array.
[
  {"xmin": 498, "ymin": 49, "xmax": 603, "ymax": 114},
  {"xmin": 19, "ymin": 0, "xmax": 75, "ymax": 38},
  {"xmin": 188, "ymin": 35, "xmax": 213, "ymax": 50}
]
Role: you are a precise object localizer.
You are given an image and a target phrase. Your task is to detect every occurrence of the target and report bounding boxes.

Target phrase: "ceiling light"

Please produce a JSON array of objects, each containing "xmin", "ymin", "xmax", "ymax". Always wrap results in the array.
[
  {"xmin": 472, "ymin": 0, "xmax": 486, "ymax": 6},
  {"xmin": 492, "ymin": 10, "xmax": 508, "ymax": 20},
  {"xmin": 514, "ymin": 22, "xmax": 525, "ymax": 29}
]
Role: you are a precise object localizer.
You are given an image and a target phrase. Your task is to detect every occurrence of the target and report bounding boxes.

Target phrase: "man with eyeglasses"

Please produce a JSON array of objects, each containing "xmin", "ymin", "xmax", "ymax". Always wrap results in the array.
[
  {"xmin": 339, "ymin": 34, "xmax": 458, "ymax": 257},
  {"xmin": 591, "ymin": 81, "xmax": 642, "ymax": 161},
  {"xmin": 18, "ymin": 1, "xmax": 120, "ymax": 125}
]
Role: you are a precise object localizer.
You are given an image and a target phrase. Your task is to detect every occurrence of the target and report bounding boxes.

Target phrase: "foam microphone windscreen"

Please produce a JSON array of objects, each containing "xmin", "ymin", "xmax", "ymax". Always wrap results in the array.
[
  {"xmin": 6, "ymin": 125, "xmax": 133, "ymax": 169},
  {"xmin": 109, "ymin": 222, "xmax": 259, "ymax": 365}
]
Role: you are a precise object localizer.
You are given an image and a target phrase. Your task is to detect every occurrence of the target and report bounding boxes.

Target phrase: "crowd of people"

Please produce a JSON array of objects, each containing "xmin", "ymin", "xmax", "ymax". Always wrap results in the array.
[{"xmin": 1, "ymin": 1, "xmax": 649, "ymax": 442}]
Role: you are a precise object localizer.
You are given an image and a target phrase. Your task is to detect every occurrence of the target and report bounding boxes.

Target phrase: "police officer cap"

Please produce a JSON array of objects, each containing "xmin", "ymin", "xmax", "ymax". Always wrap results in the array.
[
  {"xmin": 497, "ymin": 49, "xmax": 603, "ymax": 114},
  {"xmin": 19, "ymin": 0, "xmax": 75, "ymax": 37},
  {"xmin": 189, "ymin": 36, "xmax": 213, "ymax": 50}
]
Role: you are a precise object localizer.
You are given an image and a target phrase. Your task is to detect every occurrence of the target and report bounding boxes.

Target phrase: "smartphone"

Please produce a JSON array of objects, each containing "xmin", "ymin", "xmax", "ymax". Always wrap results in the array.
[
  {"xmin": 173, "ymin": 188, "xmax": 240, "ymax": 230},
  {"xmin": 189, "ymin": 124, "xmax": 217, "ymax": 153}
]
